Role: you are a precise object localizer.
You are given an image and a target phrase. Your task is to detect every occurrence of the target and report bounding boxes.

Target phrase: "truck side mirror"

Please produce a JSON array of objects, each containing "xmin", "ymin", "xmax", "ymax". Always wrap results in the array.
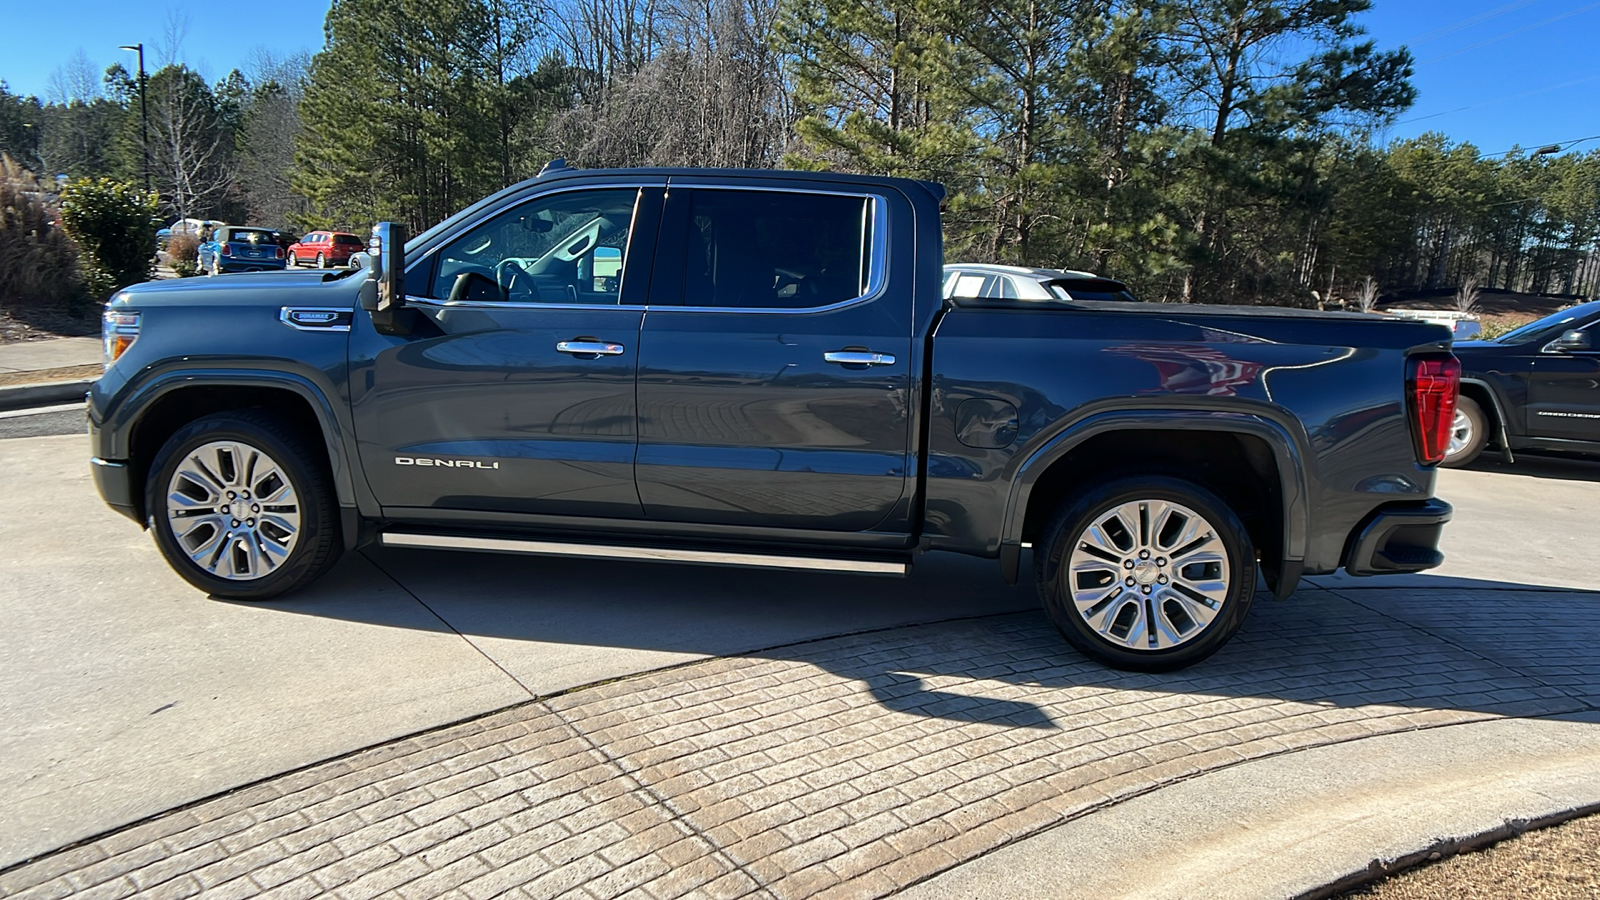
[
  {"xmin": 1548, "ymin": 329, "xmax": 1592, "ymax": 353},
  {"xmin": 360, "ymin": 222, "xmax": 408, "ymax": 313}
]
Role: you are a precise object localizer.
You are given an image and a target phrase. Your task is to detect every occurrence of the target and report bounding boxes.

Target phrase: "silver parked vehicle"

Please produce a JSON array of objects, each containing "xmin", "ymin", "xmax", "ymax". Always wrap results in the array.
[{"xmin": 944, "ymin": 263, "xmax": 1141, "ymax": 304}]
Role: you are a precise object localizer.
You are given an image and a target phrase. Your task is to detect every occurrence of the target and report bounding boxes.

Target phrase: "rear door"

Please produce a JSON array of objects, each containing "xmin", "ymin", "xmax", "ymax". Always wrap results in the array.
[{"xmin": 633, "ymin": 180, "xmax": 914, "ymax": 532}]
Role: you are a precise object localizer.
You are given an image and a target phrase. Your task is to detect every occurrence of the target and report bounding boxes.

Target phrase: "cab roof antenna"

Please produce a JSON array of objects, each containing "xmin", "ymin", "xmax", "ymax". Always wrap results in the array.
[{"xmin": 539, "ymin": 158, "xmax": 568, "ymax": 176}]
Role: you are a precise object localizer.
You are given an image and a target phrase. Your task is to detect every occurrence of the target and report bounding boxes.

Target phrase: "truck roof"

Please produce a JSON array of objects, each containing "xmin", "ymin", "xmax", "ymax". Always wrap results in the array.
[{"xmin": 528, "ymin": 160, "xmax": 948, "ymax": 203}]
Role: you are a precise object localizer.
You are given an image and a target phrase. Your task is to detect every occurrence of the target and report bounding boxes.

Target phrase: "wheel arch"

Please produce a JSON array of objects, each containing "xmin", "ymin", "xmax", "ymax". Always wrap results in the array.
[
  {"xmin": 1000, "ymin": 410, "xmax": 1310, "ymax": 598},
  {"xmin": 113, "ymin": 372, "xmax": 359, "ymax": 545},
  {"xmin": 1458, "ymin": 377, "xmax": 1514, "ymax": 461}
]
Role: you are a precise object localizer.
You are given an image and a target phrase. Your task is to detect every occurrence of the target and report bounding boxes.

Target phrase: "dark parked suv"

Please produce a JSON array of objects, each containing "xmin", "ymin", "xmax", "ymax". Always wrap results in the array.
[
  {"xmin": 89, "ymin": 163, "xmax": 1458, "ymax": 671},
  {"xmin": 1446, "ymin": 300, "xmax": 1600, "ymax": 467}
]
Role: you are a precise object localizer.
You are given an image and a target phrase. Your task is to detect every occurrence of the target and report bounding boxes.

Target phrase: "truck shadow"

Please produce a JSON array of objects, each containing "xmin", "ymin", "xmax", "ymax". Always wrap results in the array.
[
  {"xmin": 1461, "ymin": 451, "xmax": 1600, "ymax": 484},
  {"xmin": 240, "ymin": 547, "xmax": 1600, "ymax": 731}
]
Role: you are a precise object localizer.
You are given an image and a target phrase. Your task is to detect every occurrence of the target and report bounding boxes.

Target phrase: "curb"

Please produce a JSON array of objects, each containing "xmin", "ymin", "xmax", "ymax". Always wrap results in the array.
[
  {"xmin": 0, "ymin": 380, "xmax": 92, "ymax": 412},
  {"xmin": 895, "ymin": 711, "xmax": 1600, "ymax": 900}
]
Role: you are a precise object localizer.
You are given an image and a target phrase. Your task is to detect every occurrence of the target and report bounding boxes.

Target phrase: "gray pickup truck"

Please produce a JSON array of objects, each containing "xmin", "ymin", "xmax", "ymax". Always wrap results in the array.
[{"xmin": 89, "ymin": 164, "xmax": 1459, "ymax": 671}]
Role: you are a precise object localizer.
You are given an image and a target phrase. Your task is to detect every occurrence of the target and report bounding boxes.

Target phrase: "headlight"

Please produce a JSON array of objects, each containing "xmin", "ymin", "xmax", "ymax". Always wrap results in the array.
[{"xmin": 103, "ymin": 308, "xmax": 141, "ymax": 369}]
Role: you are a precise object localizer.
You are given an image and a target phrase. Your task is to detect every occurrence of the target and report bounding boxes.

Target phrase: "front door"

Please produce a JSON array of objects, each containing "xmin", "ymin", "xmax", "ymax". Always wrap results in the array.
[
  {"xmin": 349, "ymin": 185, "xmax": 661, "ymax": 518},
  {"xmin": 1528, "ymin": 320, "xmax": 1600, "ymax": 442},
  {"xmin": 633, "ymin": 183, "xmax": 914, "ymax": 532}
]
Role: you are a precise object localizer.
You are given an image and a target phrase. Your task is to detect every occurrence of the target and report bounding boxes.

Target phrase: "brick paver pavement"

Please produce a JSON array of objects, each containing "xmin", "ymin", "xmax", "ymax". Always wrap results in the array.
[{"xmin": 3, "ymin": 586, "xmax": 1596, "ymax": 900}]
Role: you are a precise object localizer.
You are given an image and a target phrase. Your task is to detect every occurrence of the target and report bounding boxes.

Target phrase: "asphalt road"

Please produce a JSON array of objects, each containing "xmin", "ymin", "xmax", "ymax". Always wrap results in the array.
[{"xmin": 1, "ymin": 424, "xmax": 1596, "ymax": 869}]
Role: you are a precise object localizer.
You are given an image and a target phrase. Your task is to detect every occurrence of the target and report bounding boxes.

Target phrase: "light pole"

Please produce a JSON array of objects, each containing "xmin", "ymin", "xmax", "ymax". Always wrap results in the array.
[{"xmin": 118, "ymin": 43, "xmax": 149, "ymax": 193}]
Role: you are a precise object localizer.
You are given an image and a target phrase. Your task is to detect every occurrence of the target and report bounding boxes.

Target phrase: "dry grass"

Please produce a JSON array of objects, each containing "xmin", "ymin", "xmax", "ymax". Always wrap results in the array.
[{"xmin": 1338, "ymin": 812, "xmax": 1600, "ymax": 899}]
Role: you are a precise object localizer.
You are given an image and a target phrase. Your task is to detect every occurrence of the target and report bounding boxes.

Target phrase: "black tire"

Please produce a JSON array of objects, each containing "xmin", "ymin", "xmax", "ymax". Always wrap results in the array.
[
  {"xmin": 285, "ymin": 251, "xmax": 296, "ymax": 267},
  {"xmin": 1035, "ymin": 475, "xmax": 1256, "ymax": 672},
  {"xmin": 146, "ymin": 410, "xmax": 344, "ymax": 600},
  {"xmin": 1441, "ymin": 395, "xmax": 1488, "ymax": 468},
  {"xmin": 316, "ymin": 252, "xmax": 326, "ymax": 269}
]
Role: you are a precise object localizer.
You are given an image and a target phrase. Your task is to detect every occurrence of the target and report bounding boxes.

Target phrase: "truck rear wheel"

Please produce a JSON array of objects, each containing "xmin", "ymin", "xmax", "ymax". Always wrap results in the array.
[
  {"xmin": 146, "ymin": 410, "xmax": 343, "ymax": 600},
  {"xmin": 1036, "ymin": 476, "xmax": 1256, "ymax": 672}
]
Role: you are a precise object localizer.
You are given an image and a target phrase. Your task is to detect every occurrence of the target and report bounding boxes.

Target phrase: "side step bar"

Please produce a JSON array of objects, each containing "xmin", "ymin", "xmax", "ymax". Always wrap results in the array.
[{"xmin": 380, "ymin": 532, "xmax": 911, "ymax": 576}]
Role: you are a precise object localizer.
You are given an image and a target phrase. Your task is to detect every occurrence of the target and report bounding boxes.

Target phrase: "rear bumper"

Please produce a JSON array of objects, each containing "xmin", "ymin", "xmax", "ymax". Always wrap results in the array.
[{"xmin": 1343, "ymin": 498, "xmax": 1452, "ymax": 576}]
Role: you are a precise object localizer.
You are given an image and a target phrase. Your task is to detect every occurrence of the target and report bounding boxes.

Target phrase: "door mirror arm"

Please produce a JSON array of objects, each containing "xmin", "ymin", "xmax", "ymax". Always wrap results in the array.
[{"xmin": 361, "ymin": 222, "xmax": 413, "ymax": 335}]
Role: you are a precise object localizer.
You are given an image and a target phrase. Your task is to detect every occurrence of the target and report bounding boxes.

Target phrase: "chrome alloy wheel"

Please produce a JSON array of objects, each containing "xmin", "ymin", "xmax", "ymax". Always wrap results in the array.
[
  {"xmin": 1066, "ymin": 499, "xmax": 1230, "ymax": 651},
  {"xmin": 165, "ymin": 441, "xmax": 301, "ymax": 581},
  {"xmin": 1448, "ymin": 407, "xmax": 1472, "ymax": 456}
]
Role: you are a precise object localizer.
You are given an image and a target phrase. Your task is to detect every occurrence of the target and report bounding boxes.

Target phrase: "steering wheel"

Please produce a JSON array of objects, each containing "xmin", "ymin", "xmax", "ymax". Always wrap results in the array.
[{"xmin": 494, "ymin": 259, "xmax": 536, "ymax": 302}]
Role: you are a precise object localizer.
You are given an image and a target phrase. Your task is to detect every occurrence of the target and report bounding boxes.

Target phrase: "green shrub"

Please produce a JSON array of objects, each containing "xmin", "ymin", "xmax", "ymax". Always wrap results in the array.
[
  {"xmin": 58, "ymin": 177, "xmax": 160, "ymax": 300},
  {"xmin": 0, "ymin": 155, "xmax": 89, "ymax": 314},
  {"xmin": 167, "ymin": 233, "xmax": 200, "ymax": 276}
]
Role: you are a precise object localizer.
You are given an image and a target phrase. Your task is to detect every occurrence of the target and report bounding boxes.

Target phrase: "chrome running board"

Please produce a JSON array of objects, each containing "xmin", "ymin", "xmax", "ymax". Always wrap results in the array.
[{"xmin": 379, "ymin": 532, "xmax": 910, "ymax": 576}]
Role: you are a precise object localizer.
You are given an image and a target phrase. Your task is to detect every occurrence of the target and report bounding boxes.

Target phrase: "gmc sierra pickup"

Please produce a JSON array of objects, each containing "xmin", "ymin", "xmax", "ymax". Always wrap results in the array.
[{"xmin": 89, "ymin": 163, "xmax": 1459, "ymax": 671}]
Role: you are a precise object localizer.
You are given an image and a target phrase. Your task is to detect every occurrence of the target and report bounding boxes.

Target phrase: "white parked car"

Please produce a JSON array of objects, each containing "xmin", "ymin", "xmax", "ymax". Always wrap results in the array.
[{"xmin": 944, "ymin": 263, "xmax": 1141, "ymax": 304}]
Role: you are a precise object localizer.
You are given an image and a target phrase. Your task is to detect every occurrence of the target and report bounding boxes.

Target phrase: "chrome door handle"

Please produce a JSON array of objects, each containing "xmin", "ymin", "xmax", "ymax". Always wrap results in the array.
[
  {"xmin": 556, "ymin": 340, "xmax": 625, "ymax": 356},
  {"xmin": 824, "ymin": 350, "xmax": 896, "ymax": 367}
]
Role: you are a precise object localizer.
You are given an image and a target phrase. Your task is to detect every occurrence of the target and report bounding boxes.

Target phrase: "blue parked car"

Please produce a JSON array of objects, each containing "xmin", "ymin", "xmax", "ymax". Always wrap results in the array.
[{"xmin": 198, "ymin": 226, "xmax": 287, "ymax": 275}]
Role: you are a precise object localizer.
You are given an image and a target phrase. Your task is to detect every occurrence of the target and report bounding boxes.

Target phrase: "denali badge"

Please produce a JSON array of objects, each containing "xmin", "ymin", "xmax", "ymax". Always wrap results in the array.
[{"xmin": 395, "ymin": 457, "xmax": 501, "ymax": 469}]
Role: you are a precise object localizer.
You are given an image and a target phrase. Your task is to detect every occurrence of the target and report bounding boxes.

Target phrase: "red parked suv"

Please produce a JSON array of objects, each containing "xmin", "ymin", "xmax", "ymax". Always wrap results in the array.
[{"xmin": 286, "ymin": 231, "xmax": 365, "ymax": 268}]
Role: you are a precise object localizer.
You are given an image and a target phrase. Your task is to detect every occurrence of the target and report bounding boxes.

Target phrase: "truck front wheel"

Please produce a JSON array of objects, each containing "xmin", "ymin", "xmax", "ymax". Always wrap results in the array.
[
  {"xmin": 1036, "ymin": 476, "xmax": 1256, "ymax": 672},
  {"xmin": 145, "ymin": 410, "xmax": 344, "ymax": 600}
]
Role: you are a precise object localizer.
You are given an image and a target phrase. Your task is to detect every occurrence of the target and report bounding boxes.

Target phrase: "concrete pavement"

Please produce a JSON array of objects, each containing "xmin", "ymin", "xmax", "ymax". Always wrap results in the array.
[
  {"xmin": 0, "ymin": 427, "xmax": 1597, "ymax": 898},
  {"xmin": 0, "ymin": 586, "xmax": 1595, "ymax": 899},
  {"xmin": 0, "ymin": 434, "xmax": 1035, "ymax": 868}
]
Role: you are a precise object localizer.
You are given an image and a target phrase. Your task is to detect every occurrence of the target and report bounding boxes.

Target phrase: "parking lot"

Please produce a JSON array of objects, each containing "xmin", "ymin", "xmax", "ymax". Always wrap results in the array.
[{"xmin": 2, "ymin": 421, "xmax": 1598, "ymax": 898}]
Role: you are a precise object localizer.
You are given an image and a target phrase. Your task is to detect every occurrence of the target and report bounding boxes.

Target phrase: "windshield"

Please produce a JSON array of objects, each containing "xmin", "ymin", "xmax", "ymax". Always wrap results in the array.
[{"xmin": 1494, "ymin": 301, "xmax": 1600, "ymax": 345}]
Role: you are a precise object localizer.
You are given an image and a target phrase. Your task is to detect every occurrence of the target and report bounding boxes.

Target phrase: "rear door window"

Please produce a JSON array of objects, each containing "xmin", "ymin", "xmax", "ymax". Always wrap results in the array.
[{"xmin": 662, "ymin": 189, "xmax": 875, "ymax": 309}]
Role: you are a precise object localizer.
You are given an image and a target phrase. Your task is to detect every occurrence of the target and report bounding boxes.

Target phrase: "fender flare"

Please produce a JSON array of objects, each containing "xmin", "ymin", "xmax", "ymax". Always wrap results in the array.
[
  {"xmin": 998, "ymin": 409, "xmax": 1311, "ymax": 596},
  {"xmin": 1458, "ymin": 377, "xmax": 1516, "ymax": 463},
  {"xmin": 105, "ymin": 368, "xmax": 361, "ymax": 538}
]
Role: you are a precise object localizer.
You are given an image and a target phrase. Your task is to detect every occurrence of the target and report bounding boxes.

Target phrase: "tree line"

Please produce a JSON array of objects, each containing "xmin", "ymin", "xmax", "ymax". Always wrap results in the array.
[{"xmin": 2, "ymin": 0, "xmax": 1597, "ymax": 305}]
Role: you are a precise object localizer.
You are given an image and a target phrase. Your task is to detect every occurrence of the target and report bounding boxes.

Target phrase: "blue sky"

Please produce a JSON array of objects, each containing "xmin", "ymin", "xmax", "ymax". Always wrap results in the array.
[{"xmin": 3, "ymin": 0, "xmax": 1597, "ymax": 157}]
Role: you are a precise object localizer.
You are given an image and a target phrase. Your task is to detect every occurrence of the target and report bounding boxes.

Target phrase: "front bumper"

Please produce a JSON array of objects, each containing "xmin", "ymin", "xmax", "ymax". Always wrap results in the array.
[
  {"xmin": 1343, "ymin": 498, "xmax": 1452, "ymax": 576},
  {"xmin": 91, "ymin": 456, "xmax": 141, "ymax": 524}
]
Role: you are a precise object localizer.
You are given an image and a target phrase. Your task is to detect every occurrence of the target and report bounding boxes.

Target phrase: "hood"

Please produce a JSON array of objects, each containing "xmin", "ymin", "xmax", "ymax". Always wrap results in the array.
[{"xmin": 113, "ymin": 270, "xmax": 364, "ymax": 307}]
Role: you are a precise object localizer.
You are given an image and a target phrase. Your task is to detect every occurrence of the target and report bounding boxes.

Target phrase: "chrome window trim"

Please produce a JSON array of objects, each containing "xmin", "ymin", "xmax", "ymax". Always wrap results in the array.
[
  {"xmin": 663, "ymin": 184, "xmax": 889, "ymax": 316},
  {"xmin": 402, "ymin": 180, "xmax": 891, "ymax": 317},
  {"xmin": 407, "ymin": 296, "xmax": 647, "ymax": 312}
]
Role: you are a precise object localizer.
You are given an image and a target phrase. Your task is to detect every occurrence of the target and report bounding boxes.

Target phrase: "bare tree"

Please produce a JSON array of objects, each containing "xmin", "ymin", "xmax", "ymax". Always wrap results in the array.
[
  {"xmin": 46, "ymin": 51, "xmax": 104, "ymax": 105},
  {"xmin": 146, "ymin": 67, "xmax": 236, "ymax": 221},
  {"xmin": 1454, "ymin": 275, "xmax": 1481, "ymax": 314},
  {"xmin": 1354, "ymin": 276, "xmax": 1379, "ymax": 313},
  {"xmin": 544, "ymin": 0, "xmax": 790, "ymax": 169},
  {"xmin": 238, "ymin": 52, "xmax": 310, "ymax": 227},
  {"xmin": 156, "ymin": 11, "xmax": 190, "ymax": 69}
]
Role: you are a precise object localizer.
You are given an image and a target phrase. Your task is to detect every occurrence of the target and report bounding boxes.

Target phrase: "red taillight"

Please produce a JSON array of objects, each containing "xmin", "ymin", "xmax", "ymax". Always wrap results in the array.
[
  {"xmin": 1407, "ymin": 355, "xmax": 1461, "ymax": 466},
  {"xmin": 276, "ymin": 247, "xmax": 285, "ymax": 259},
  {"xmin": 220, "ymin": 243, "xmax": 231, "ymax": 257}
]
